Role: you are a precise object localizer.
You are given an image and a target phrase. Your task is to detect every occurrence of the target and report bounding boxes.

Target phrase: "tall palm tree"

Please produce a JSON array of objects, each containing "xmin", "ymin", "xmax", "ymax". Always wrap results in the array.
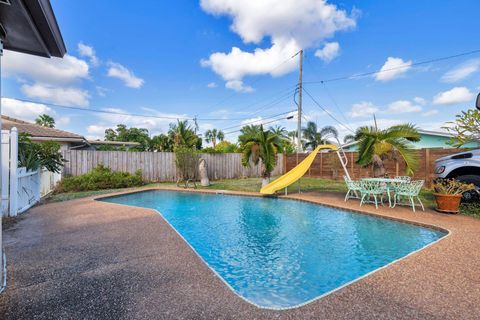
[
  {"xmin": 302, "ymin": 121, "xmax": 338, "ymax": 149},
  {"xmin": 35, "ymin": 114, "xmax": 55, "ymax": 128},
  {"xmin": 343, "ymin": 134, "xmax": 355, "ymax": 144},
  {"xmin": 204, "ymin": 129, "xmax": 225, "ymax": 147},
  {"xmin": 239, "ymin": 125, "xmax": 282, "ymax": 186},
  {"xmin": 355, "ymin": 124, "xmax": 421, "ymax": 177},
  {"xmin": 168, "ymin": 120, "xmax": 199, "ymax": 149}
]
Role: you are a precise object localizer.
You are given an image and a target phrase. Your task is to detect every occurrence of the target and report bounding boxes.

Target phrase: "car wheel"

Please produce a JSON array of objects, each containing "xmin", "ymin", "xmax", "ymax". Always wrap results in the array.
[{"xmin": 456, "ymin": 175, "xmax": 480, "ymax": 203}]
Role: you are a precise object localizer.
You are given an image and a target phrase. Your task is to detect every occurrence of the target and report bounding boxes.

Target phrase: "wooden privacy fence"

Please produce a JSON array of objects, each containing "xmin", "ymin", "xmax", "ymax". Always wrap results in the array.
[
  {"xmin": 286, "ymin": 148, "xmax": 471, "ymax": 187},
  {"xmin": 61, "ymin": 150, "xmax": 284, "ymax": 182}
]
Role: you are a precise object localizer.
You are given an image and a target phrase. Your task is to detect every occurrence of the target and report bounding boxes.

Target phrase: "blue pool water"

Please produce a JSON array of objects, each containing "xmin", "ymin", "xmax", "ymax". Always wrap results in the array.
[{"xmin": 100, "ymin": 190, "xmax": 446, "ymax": 309}]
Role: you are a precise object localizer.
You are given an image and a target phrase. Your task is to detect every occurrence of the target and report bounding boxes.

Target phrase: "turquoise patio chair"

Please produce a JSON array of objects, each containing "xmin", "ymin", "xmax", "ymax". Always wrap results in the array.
[
  {"xmin": 392, "ymin": 180, "xmax": 425, "ymax": 212},
  {"xmin": 343, "ymin": 176, "xmax": 361, "ymax": 202},
  {"xmin": 394, "ymin": 176, "xmax": 411, "ymax": 183},
  {"xmin": 359, "ymin": 180, "xmax": 386, "ymax": 209}
]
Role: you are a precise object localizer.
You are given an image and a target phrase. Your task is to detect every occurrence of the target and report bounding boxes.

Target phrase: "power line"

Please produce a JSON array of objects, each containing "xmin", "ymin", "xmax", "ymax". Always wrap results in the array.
[
  {"xmin": 304, "ymin": 48, "xmax": 480, "ymax": 84},
  {"xmin": 220, "ymin": 110, "xmax": 295, "ymax": 131},
  {"xmin": 302, "ymin": 87, "xmax": 355, "ymax": 134},
  {"xmin": 4, "ymin": 96, "xmax": 290, "ymax": 122},
  {"xmin": 223, "ymin": 116, "xmax": 292, "ymax": 135},
  {"xmin": 319, "ymin": 82, "xmax": 355, "ymax": 132}
]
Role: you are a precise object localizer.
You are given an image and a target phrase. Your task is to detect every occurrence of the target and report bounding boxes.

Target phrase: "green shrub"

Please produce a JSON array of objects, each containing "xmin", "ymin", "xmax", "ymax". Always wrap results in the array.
[{"xmin": 56, "ymin": 165, "xmax": 144, "ymax": 193}]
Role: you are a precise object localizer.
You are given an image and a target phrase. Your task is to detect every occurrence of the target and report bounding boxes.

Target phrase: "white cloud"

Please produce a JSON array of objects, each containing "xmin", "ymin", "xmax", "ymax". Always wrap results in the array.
[
  {"xmin": 1, "ymin": 98, "xmax": 52, "ymax": 122},
  {"xmin": 1, "ymin": 98, "xmax": 73, "ymax": 130},
  {"xmin": 374, "ymin": 57, "xmax": 412, "ymax": 82},
  {"xmin": 348, "ymin": 101, "xmax": 378, "ymax": 118},
  {"xmin": 422, "ymin": 110, "xmax": 438, "ymax": 117},
  {"xmin": 201, "ymin": 40, "xmax": 300, "ymax": 85},
  {"xmin": 207, "ymin": 82, "xmax": 218, "ymax": 88},
  {"xmin": 3, "ymin": 50, "xmax": 89, "ymax": 85},
  {"xmin": 77, "ymin": 42, "xmax": 100, "ymax": 66},
  {"xmin": 107, "ymin": 62, "xmax": 144, "ymax": 88},
  {"xmin": 433, "ymin": 87, "xmax": 474, "ymax": 105},
  {"xmin": 387, "ymin": 100, "xmax": 422, "ymax": 113},
  {"xmin": 96, "ymin": 86, "xmax": 109, "ymax": 97},
  {"xmin": 441, "ymin": 59, "xmax": 480, "ymax": 83},
  {"xmin": 87, "ymin": 107, "xmax": 190, "ymax": 138},
  {"xmin": 240, "ymin": 116, "xmax": 263, "ymax": 126},
  {"xmin": 200, "ymin": 0, "xmax": 357, "ymax": 91},
  {"xmin": 21, "ymin": 83, "xmax": 90, "ymax": 107},
  {"xmin": 413, "ymin": 96, "xmax": 427, "ymax": 106},
  {"xmin": 315, "ymin": 42, "xmax": 340, "ymax": 62},
  {"xmin": 225, "ymin": 80, "xmax": 254, "ymax": 93}
]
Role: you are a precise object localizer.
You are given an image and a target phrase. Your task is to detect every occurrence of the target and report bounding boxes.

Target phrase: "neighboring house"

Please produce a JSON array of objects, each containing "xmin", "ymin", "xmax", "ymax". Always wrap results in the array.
[
  {"xmin": 342, "ymin": 129, "xmax": 480, "ymax": 151},
  {"xmin": 2, "ymin": 116, "xmax": 86, "ymax": 150},
  {"xmin": 2, "ymin": 116, "xmax": 140, "ymax": 150}
]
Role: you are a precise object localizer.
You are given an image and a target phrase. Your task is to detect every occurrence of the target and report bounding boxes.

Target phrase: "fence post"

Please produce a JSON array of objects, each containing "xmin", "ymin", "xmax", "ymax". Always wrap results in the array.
[
  {"xmin": 425, "ymin": 149, "xmax": 430, "ymax": 187},
  {"xmin": 1, "ymin": 130, "xmax": 9, "ymax": 217},
  {"xmin": 9, "ymin": 128, "xmax": 18, "ymax": 217}
]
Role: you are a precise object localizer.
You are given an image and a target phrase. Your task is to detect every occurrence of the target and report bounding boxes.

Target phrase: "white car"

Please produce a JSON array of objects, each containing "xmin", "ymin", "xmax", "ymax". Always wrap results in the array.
[{"xmin": 434, "ymin": 149, "xmax": 480, "ymax": 202}]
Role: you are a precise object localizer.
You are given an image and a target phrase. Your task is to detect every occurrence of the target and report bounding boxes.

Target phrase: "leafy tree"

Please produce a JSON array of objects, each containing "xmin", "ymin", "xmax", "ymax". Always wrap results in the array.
[
  {"xmin": 302, "ymin": 121, "xmax": 338, "ymax": 149},
  {"xmin": 355, "ymin": 124, "xmax": 420, "ymax": 177},
  {"xmin": 239, "ymin": 125, "xmax": 282, "ymax": 186},
  {"xmin": 215, "ymin": 140, "xmax": 238, "ymax": 153},
  {"xmin": 444, "ymin": 109, "xmax": 480, "ymax": 147},
  {"xmin": 174, "ymin": 145, "xmax": 200, "ymax": 188},
  {"xmin": 18, "ymin": 133, "xmax": 65, "ymax": 173},
  {"xmin": 168, "ymin": 120, "xmax": 201, "ymax": 149},
  {"xmin": 150, "ymin": 133, "xmax": 173, "ymax": 152},
  {"xmin": 35, "ymin": 114, "xmax": 55, "ymax": 128},
  {"xmin": 204, "ymin": 129, "xmax": 225, "ymax": 148},
  {"xmin": 104, "ymin": 124, "xmax": 150, "ymax": 151}
]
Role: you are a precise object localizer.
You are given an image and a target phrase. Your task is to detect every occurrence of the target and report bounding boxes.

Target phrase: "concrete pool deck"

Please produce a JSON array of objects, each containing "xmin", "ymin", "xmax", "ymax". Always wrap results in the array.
[{"xmin": 0, "ymin": 187, "xmax": 479, "ymax": 319}]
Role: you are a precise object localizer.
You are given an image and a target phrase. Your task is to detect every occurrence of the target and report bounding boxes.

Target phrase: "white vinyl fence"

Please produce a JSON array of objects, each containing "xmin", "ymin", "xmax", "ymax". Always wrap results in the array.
[{"xmin": 1, "ymin": 128, "xmax": 61, "ymax": 217}]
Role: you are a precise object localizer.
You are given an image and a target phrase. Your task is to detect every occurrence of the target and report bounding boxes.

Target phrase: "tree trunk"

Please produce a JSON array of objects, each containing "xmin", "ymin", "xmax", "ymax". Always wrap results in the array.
[{"xmin": 372, "ymin": 154, "xmax": 386, "ymax": 177}]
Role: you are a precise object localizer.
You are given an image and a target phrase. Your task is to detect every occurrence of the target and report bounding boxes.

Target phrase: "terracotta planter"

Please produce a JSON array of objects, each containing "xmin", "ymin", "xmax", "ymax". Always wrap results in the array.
[{"xmin": 434, "ymin": 193, "xmax": 462, "ymax": 213}]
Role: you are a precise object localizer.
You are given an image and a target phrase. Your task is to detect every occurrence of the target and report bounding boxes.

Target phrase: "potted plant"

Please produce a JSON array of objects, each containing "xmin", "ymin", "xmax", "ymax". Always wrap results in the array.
[{"xmin": 432, "ymin": 179, "xmax": 475, "ymax": 213}]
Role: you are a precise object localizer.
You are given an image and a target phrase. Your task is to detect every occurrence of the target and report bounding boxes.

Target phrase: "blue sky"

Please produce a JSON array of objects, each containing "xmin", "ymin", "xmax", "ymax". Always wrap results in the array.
[{"xmin": 2, "ymin": 0, "xmax": 480, "ymax": 143}]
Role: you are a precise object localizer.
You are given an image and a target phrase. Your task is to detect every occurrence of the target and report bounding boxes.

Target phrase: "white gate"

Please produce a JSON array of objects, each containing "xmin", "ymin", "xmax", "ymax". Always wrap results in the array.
[{"xmin": 1, "ymin": 127, "xmax": 61, "ymax": 217}]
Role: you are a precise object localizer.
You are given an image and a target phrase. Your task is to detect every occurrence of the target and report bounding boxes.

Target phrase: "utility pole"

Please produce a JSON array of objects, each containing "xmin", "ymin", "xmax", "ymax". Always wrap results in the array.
[
  {"xmin": 296, "ymin": 50, "xmax": 303, "ymax": 194},
  {"xmin": 297, "ymin": 50, "xmax": 303, "ymax": 155}
]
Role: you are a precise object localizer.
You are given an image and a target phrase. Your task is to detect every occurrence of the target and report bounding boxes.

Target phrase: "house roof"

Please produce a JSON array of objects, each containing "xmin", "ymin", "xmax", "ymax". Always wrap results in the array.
[
  {"xmin": 341, "ymin": 129, "xmax": 454, "ymax": 148},
  {"xmin": 0, "ymin": 0, "xmax": 66, "ymax": 58},
  {"xmin": 2, "ymin": 116, "xmax": 85, "ymax": 142}
]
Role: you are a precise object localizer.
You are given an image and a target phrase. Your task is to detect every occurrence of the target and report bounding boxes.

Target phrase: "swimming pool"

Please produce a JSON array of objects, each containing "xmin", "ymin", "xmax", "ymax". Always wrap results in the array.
[{"xmin": 99, "ymin": 190, "xmax": 446, "ymax": 309}]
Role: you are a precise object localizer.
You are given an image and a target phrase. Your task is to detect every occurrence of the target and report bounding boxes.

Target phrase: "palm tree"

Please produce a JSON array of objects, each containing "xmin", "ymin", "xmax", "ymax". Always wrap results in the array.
[
  {"xmin": 35, "ymin": 114, "xmax": 55, "ymax": 128},
  {"xmin": 239, "ymin": 125, "xmax": 282, "ymax": 186},
  {"xmin": 302, "ymin": 121, "xmax": 338, "ymax": 149},
  {"xmin": 355, "ymin": 124, "xmax": 421, "ymax": 177},
  {"xmin": 204, "ymin": 129, "xmax": 225, "ymax": 147},
  {"xmin": 168, "ymin": 120, "xmax": 199, "ymax": 149},
  {"xmin": 343, "ymin": 134, "xmax": 355, "ymax": 144}
]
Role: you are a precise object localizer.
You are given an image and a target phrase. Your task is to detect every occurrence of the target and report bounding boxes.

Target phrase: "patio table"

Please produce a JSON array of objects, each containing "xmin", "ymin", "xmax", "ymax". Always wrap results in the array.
[{"xmin": 361, "ymin": 178, "xmax": 407, "ymax": 207}]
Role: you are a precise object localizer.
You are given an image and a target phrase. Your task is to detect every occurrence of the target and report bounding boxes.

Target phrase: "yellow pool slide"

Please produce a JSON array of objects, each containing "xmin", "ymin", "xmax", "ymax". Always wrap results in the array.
[{"xmin": 260, "ymin": 144, "xmax": 339, "ymax": 195}]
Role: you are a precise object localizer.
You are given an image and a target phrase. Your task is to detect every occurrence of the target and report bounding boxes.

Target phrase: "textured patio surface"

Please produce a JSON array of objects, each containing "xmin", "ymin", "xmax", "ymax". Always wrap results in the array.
[{"xmin": 0, "ymin": 187, "xmax": 479, "ymax": 319}]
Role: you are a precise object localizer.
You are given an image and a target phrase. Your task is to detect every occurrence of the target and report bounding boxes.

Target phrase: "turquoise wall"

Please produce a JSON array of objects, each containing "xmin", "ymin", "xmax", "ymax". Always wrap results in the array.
[{"xmin": 344, "ymin": 133, "xmax": 480, "ymax": 151}]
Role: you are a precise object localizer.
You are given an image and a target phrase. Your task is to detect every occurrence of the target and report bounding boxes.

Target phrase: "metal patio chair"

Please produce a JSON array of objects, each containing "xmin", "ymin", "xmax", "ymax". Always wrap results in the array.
[
  {"xmin": 394, "ymin": 176, "xmax": 412, "ymax": 183},
  {"xmin": 343, "ymin": 176, "xmax": 361, "ymax": 202},
  {"xmin": 359, "ymin": 180, "xmax": 386, "ymax": 209},
  {"xmin": 392, "ymin": 180, "xmax": 425, "ymax": 212}
]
